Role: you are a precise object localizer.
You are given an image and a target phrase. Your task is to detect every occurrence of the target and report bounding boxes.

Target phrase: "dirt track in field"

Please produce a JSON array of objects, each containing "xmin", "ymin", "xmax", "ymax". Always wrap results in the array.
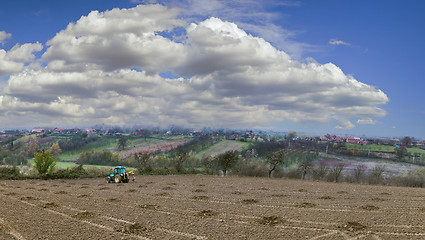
[{"xmin": 0, "ymin": 175, "xmax": 424, "ymax": 240}]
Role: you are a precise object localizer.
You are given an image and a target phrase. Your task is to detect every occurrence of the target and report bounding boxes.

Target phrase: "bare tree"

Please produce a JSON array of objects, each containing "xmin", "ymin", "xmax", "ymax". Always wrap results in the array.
[
  {"xmin": 353, "ymin": 165, "xmax": 366, "ymax": 183},
  {"xmin": 298, "ymin": 160, "xmax": 312, "ymax": 180},
  {"xmin": 329, "ymin": 163, "xmax": 345, "ymax": 182},
  {"xmin": 395, "ymin": 146, "xmax": 407, "ymax": 161},
  {"xmin": 369, "ymin": 165, "xmax": 386, "ymax": 184},
  {"xmin": 216, "ymin": 151, "xmax": 239, "ymax": 176},
  {"xmin": 173, "ymin": 149, "xmax": 189, "ymax": 173},
  {"xmin": 311, "ymin": 161, "xmax": 329, "ymax": 180},
  {"xmin": 117, "ymin": 137, "xmax": 128, "ymax": 150},
  {"xmin": 266, "ymin": 150, "xmax": 285, "ymax": 178},
  {"xmin": 134, "ymin": 152, "xmax": 152, "ymax": 169},
  {"xmin": 401, "ymin": 136, "xmax": 412, "ymax": 146}
]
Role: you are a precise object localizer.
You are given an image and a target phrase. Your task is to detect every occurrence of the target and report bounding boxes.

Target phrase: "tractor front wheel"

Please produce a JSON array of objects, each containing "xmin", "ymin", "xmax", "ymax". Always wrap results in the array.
[
  {"xmin": 114, "ymin": 175, "xmax": 122, "ymax": 183},
  {"xmin": 106, "ymin": 177, "xmax": 111, "ymax": 183}
]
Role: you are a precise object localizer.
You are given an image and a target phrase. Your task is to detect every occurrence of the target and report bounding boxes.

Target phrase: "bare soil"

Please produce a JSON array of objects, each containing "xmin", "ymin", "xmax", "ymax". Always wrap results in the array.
[
  {"xmin": 0, "ymin": 175, "xmax": 424, "ymax": 239},
  {"xmin": 119, "ymin": 141, "xmax": 187, "ymax": 159}
]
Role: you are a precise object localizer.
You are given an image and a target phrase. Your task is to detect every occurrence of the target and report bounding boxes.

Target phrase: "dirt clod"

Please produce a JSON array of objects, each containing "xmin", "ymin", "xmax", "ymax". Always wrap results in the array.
[
  {"xmin": 54, "ymin": 191, "xmax": 68, "ymax": 195},
  {"xmin": 359, "ymin": 205, "xmax": 379, "ymax": 211},
  {"xmin": 106, "ymin": 198, "xmax": 120, "ymax": 202},
  {"xmin": 5, "ymin": 192, "xmax": 18, "ymax": 196},
  {"xmin": 197, "ymin": 210, "xmax": 218, "ymax": 217},
  {"xmin": 73, "ymin": 211, "xmax": 96, "ymax": 220},
  {"xmin": 258, "ymin": 216, "xmax": 284, "ymax": 226},
  {"xmin": 241, "ymin": 199, "xmax": 259, "ymax": 204},
  {"xmin": 338, "ymin": 221, "xmax": 366, "ymax": 232},
  {"xmin": 295, "ymin": 202, "xmax": 316, "ymax": 208},
  {"xmin": 192, "ymin": 189, "xmax": 205, "ymax": 193},
  {"xmin": 41, "ymin": 202, "xmax": 59, "ymax": 208},
  {"xmin": 116, "ymin": 223, "xmax": 152, "ymax": 234},
  {"xmin": 192, "ymin": 195, "xmax": 209, "ymax": 200},
  {"xmin": 154, "ymin": 192, "xmax": 170, "ymax": 196},
  {"xmin": 318, "ymin": 196, "xmax": 334, "ymax": 200},
  {"xmin": 77, "ymin": 194, "xmax": 91, "ymax": 198},
  {"xmin": 139, "ymin": 204, "xmax": 159, "ymax": 210},
  {"xmin": 20, "ymin": 196, "xmax": 38, "ymax": 201},
  {"xmin": 270, "ymin": 194, "xmax": 286, "ymax": 197}
]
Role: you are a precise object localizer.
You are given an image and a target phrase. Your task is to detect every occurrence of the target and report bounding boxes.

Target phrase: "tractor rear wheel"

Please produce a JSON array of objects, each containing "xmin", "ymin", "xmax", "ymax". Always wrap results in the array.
[{"xmin": 114, "ymin": 175, "xmax": 122, "ymax": 183}]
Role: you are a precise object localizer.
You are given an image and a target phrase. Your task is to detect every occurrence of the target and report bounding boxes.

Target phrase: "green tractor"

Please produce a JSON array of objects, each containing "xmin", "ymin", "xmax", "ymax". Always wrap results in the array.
[{"xmin": 106, "ymin": 166, "xmax": 135, "ymax": 183}]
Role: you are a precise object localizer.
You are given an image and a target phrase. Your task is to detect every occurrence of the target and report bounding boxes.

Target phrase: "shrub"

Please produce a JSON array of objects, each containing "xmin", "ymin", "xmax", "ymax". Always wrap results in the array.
[
  {"xmin": 390, "ymin": 175, "xmax": 424, "ymax": 188},
  {"xmin": 0, "ymin": 166, "xmax": 23, "ymax": 180},
  {"xmin": 33, "ymin": 151, "xmax": 56, "ymax": 175},
  {"xmin": 237, "ymin": 165, "xmax": 267, "ymax": 177},
  {"xmin": 85, "ymin": 166, "xmax": 112, "ymax": 178},
  {"xmin": 201, "ymin": 155, "xmax": 218, "ymax": 175},
  {"xmin": 48, "ymin": 165, "xmax": 87, "ymax": 179},
  {"xmin": 284, "ymin": 168, "xmax": 302, "ymax": 179}
]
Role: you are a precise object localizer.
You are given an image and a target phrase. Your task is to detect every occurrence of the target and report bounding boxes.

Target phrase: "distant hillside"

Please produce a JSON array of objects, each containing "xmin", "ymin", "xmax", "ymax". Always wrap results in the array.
[{"xmin": 194, "ymin": 140, "xmax": 250, "ymax": 159}]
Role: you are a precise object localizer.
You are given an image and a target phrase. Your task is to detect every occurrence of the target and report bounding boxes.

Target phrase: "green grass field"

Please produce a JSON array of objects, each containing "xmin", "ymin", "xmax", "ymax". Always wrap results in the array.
[
  {"xmin": 59, "ymin": 137, "xmax": 118, "ymax": 160},
  {"xmin": 344, "ymin": 143, "xmax": 425, "ymax": 154},
  {"xmin": 194, "ymin": 140, "xmax": 250, "ymax": 159}
]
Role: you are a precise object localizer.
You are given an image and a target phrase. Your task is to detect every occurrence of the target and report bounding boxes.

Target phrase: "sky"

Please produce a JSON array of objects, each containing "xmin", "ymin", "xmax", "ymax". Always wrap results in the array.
[{"xmin": 0, "ymin": 0, "xmax": 424, "ymax": 139}]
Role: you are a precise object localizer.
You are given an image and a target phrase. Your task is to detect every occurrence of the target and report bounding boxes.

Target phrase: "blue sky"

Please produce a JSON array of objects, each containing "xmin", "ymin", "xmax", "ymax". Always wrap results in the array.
[{"xmin": 0, "ymin": 0, "xmax": 424, "ymax": 139}]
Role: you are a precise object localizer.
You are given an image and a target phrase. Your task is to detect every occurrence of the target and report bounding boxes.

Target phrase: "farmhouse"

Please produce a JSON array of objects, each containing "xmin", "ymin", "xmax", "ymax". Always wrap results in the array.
[
  {"xmin": 346, "ymin": 137, "xmax": 362, "ymax": 144},
  {"xmin": 31, "ymin": 128, "xmax": 44, "ymax": 134}
]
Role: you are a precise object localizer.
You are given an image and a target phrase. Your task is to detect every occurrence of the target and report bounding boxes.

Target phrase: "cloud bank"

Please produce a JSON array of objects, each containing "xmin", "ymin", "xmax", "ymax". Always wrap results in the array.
[{"xmin": 0, "ymin": 4, "xmax": 388, "ymax": 129}]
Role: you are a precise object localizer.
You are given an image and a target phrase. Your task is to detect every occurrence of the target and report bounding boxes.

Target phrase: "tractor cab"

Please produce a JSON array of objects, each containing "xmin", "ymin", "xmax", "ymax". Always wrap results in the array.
[{"xmin": 114, "ymin": 166, "xmax": 126, "ymax": 175}]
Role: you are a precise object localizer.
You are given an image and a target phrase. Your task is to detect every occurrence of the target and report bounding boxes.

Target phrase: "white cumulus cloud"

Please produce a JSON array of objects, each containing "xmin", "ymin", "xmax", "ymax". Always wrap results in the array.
[
  {"xmin": 0, "ymin": 4, "xmax": 388, "ymax": 129},
  {"xmin": 335, "ymin": 120, "xmax": 355, "ymax": 130},
  {"xmin": 0, "ymin": 42, "xmax": 43, "ymax": 77},
  {"xmin": 42, "ymin": 4, "xmax": 186, "ymax": 73}
]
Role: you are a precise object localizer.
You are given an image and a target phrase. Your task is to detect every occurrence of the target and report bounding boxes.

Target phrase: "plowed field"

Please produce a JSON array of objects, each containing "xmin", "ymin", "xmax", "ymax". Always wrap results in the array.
[{"xmin": 1, "ymin": 175, "xmax": 424, "ymax": 239}]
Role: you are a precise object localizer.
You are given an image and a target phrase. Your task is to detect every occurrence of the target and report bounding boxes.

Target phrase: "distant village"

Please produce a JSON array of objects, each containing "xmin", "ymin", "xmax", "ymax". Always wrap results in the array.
[{"xmin": 0, "ymin": 126, "xmax": 423, "ymax": 148}]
